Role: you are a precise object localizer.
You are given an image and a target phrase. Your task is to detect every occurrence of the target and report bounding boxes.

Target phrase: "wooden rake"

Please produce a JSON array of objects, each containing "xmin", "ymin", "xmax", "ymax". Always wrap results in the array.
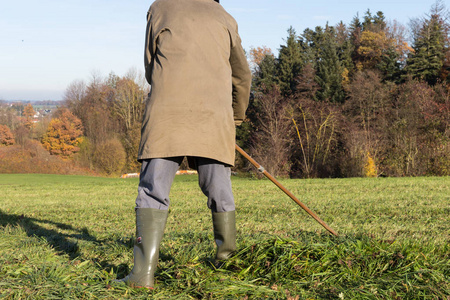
[{"xmin": 235, "ymin": 144, "xmax": 338, "ymax": 236}]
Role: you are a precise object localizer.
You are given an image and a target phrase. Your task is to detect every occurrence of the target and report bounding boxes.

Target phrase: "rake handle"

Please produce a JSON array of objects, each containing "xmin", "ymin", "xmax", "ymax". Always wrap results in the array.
[{"xmin": 235, "ymin": 144, "xmax": 338, "ymax": 236}]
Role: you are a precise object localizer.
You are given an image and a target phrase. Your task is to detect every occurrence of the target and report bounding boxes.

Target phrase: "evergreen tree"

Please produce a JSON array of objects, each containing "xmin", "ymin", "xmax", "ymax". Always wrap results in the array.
[
  {"xmin": 277, "ymin": 27, "xmax": 304, "ymax": 96},
  {"xmin": 349, "ymin": 14, "xmax": 362, "ymax": 33},
  {"xmin": 315, "ymin": 27, "xmax": 345, "ymax": 103},
  {"xmin": 349, "ymin": 14, "xmax": 363, "ymax": 70},
  {"xmin": 374, "ymin": 11, "xmax": 387, "ymax": 31},
  {"xmin": 335, "ymin": 21, "xmax": 355, "ymax": 75},
  {"xmin": 253, "ymin": 54, "xmax": 278, "ymax": 89},
  {"xmin": 377, "ymin": 47, "xmax": 402, "ymax": 82},
  {"xmin": 406, "ymin": 14, "xmax": 446, "ymax": 85},
  {"xmin": 362, "ymin": 9, "xmax": 374, "ymax": 31},
  {"xmin": 362, "ymin": 10, "xmax": 386, "ymax": 32}
]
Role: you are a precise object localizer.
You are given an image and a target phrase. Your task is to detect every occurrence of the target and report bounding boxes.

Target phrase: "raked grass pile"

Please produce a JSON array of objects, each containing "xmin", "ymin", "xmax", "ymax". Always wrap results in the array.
[{"xmin": 0, "ymin": 174, "xmax": 448, "ymax": 299}]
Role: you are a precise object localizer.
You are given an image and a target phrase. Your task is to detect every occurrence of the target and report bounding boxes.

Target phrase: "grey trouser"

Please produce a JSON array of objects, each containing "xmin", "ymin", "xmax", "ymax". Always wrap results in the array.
[{"xmin": 136, "ymin": 157, "xmax": 235, "ymax": 213}]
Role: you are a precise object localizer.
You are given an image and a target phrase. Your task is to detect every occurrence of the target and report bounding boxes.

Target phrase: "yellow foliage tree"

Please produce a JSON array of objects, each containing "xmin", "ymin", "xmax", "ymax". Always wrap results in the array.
[
  {"xmin": 358, "ymin": 30, "xmax": 392, "ymax": 68},
  {"xmin": 41, "ymin": 109, "xmax": 84, "ymax": 158},
  {"xmin": 341, "ymin": 67, "xmax": 350, "ymax": 88},
  {"xmin": 364, "ymin": 152, "xmax": 378, "ymax": 177}
]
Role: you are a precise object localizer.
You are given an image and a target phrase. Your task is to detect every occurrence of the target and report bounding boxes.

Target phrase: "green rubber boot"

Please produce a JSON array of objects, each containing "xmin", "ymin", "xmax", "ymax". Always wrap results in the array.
[
  {"xmin": 212, "ymin": 211, "xmax": 236, "ymax": 262},
  {"xmin": 116, "ymin": 208, "xmax": 168, "ymax": 289}
]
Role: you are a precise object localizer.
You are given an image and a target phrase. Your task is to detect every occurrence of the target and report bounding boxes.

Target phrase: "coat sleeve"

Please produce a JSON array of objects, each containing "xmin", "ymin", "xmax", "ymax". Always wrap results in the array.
[
  {"xmin": 229, "ymin": 27, "xmax": 252, "ymax": 126},
  {"xmin": 144, "ymin": 11, "xmax": 153, "ymax": 84}
]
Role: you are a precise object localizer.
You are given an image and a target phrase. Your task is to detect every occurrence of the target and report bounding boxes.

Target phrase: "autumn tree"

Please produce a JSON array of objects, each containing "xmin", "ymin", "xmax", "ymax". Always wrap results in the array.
[
  {"xmin": 0, "ymin": 124, "xmax": 15, "ymax": 146},
  {"xmin": 64, "ymin": 71, "xmax": 149, "ymax": 172},
  {"xmin": 357, "ymin": 30, "xmax": 391, "ymax": 69},
  {"xmin": 65, "ymin": 75, "xmax": 116, "ymax": 145},
  {"xmin": 355, "ymin": 10, "xmax": 403, "ymax": 77},
  {"xmin": 41, "ymin": 108, "xmax": 84, "ymax": 158},
  {"xmin": 249, "ymin": 46, "xmax": 273, "ymax": 73},
  {"xmin": 22, "ymin": 103, "xmax": 35, "ymax": 129},
  {"xmin": 347, "ymin": 9, "xmax": 409, "ymax": 84}
]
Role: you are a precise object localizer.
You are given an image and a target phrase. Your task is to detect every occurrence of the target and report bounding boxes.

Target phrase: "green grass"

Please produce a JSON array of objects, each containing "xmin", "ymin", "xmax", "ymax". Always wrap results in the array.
[{"xmin": 0, "ymin": 174, "xmax": 448, "ymax": 299}]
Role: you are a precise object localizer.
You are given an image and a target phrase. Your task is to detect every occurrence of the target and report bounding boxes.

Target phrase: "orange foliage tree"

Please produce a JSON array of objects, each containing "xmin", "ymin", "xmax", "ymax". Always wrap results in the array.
[
  {"xmin": 22, "ymin": 103, "xmax": 36, "ymax": 129},
  {"xmin": 41, "ymin": 109, "xmax": 84, "ymax": 158},
  {"xmin": 249, "ymin": 46, "xmax": 273, "ymax": 72},
  {"xmin": 0, "ymin": 124, "xmax": 15, "ymax": 146}
]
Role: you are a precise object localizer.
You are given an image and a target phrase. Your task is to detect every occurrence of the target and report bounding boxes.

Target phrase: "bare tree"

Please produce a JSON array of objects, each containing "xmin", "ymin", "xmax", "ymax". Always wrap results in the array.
[
  {"xmin": 111, "ymin": 77, "xmax": 146, "ymax": 171},
  {"xmin": 250, "ymin": 86, "xmax": 292, "ymax": 177},
  {"xmin": 64, "ymin": 79, "xmax": 86, "ymax": 109},
  {"xmin": 344, "ymin": 70, "xmax": 391, "ymax": 176},
  {"xmin": 112, "ymin": 78, "xmax": 145, "ymax": 132},
  {"xmin": 290, "ymin": 98, "xmax": 341, "ymax": 178}
]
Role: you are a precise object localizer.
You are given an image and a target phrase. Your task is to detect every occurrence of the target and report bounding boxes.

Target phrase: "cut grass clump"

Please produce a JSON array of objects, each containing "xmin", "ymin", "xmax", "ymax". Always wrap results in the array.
[{"xmin": 221, "ymin": 234, "xmax": 449, "ymax": 299}]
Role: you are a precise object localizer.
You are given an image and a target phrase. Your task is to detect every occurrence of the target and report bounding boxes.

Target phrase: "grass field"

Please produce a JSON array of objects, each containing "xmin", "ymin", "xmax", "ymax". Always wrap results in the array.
[{"xmin": 0, "ymin": 174, "xmax": 449, "ymax": 299}]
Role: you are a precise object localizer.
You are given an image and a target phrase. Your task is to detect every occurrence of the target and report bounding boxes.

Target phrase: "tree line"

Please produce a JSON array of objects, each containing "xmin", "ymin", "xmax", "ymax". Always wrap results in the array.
[
  {"xmin": 239, "ymin": 1, "xmax": 449, "ymax": 178},
  {"xmin": 1, "ymin": 2, "xmax": 449, "ymax": 177},
  {"xmin": 0, "ymin": 69, "xmax": 148, "ymax": 175}
]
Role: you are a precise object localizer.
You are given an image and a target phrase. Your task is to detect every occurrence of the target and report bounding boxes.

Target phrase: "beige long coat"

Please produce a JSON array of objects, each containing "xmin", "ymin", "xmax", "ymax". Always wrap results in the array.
[{"xmin": 138, "ymin": 0, "xmax": 252, "ymax": 166}]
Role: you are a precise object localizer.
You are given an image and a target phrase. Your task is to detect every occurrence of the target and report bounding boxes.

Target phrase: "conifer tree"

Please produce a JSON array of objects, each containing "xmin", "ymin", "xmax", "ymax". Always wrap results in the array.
[
  {"xmin": 349, "ymin": 14, "xmax": 363, "ymax": 70},
  {"xmin": 277, "ymin": 27, "xmax": 304, "ymax": 96},
  {"xmin": 253, "ymin": 53, "xmax": 278, "ymax": 89},
  {"xmin": 377, "ymin": 47, "xmax": 402, "ymax": 82},
  {"xmin": 315, "ymin": 27, "xmax": 345, "ymax": 103},
  {"xmin": 406, "ymin": 4, "xmax": 447, "ymax": 85},
  {"xmin": 335, "ymin": 21, "xmax": 355, "ymax": 76}
]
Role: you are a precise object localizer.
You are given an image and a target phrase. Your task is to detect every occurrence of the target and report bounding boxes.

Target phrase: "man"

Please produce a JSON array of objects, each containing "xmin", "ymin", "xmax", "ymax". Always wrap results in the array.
[{"xmin": 116, "ymin": 0, "xmax": 252, "ymax": 289}]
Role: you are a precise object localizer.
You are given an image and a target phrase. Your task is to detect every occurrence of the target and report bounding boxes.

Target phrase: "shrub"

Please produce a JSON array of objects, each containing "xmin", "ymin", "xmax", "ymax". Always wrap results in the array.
[
  {"xmin": 0, "ymin": 140, "xmax": 96, "ymax": 175},
  {"xmin": 364, "ymin": 152, "xmax": 378, "ymax": 177},
  {"xmin": 93, "ymin": 138, "xmax": 126, "ymax": 175}
]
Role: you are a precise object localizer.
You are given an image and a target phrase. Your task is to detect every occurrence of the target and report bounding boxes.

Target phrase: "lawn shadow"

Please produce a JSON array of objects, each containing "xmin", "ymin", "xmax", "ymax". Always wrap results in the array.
[{"xmin": 0, "ymin": 209, "xmax": 101, "ymax": 260}]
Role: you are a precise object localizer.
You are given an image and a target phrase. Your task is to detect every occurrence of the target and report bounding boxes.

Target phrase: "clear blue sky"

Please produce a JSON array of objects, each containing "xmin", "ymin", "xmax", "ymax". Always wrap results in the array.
[{"xmin": 0, "ymin": 0, "xmax": 441, "ymax": 101}]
